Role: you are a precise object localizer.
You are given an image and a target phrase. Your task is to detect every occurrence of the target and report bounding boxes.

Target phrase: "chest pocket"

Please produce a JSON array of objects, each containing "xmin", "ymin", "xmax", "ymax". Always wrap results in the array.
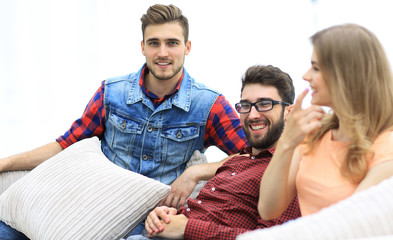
[
  {"xmin": 160, "ymin": 125, "xmax": 201, "ymax": 164},
  {"xmin": 110, "ymin": 112, "xmax": 144, "ymax": 134},
  {"xmin": 107, "ymin": 112, "xmax": 144, "ymax": 154},
  {"xmin": 161, "ymin": 125, "xmax": 200, "ymax": 142}
]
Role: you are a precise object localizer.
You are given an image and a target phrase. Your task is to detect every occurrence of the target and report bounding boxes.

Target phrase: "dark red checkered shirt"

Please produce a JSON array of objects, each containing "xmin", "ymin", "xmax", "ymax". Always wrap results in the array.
[
  {"xmin": 57, "ymin": 66, "xmax": 247, "ymax": 155},
  {"xmin": 179, "ymin": 146, "xmax": 301, "ymax": 240}
]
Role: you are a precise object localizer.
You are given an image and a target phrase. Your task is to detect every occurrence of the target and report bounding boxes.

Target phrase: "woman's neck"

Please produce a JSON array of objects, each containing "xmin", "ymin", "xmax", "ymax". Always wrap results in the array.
[{"xmin": 332, "ymin": 125, "xmax": 351, "ymax": 142}]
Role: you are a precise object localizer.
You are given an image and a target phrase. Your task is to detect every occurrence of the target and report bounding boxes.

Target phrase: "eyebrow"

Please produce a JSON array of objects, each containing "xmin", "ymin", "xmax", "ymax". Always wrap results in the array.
[
  {"xmin": 145, "ymin": 38, "xmax": 182, "ymax": 43},
  {"xmin": 240, "ymin": 97, "xmax": 274, "ymax": 103}
]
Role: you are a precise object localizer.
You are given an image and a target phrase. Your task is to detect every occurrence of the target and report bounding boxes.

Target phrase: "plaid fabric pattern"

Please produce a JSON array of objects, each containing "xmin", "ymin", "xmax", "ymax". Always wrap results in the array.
[
  {"xmin": 57, "ymin": 82, "xmax": 106, "ymax": 148},
  {"xmin": 181, "ymin": 146, "xmax": 301, "ymax": 240},
  {"xmin": 204, "ymin": 95, "xmax": 247, "ymax": 154},
  {"xmin": 57, "ymin": 68, "xmax": 247, "ymax": 155}
]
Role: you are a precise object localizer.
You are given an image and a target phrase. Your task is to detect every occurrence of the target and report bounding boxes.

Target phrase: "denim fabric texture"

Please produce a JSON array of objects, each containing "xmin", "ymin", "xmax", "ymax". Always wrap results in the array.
[
  {"xmin": 0, "ymin": 221, "xmax": 29, "ymax": 240},
  {"xmin": 125, "ymin": 222, "xmax": 145, "ymax": 237},
  {"xmin": 101, "ymin": 66, "xmax": 219, "ymax": 185}
]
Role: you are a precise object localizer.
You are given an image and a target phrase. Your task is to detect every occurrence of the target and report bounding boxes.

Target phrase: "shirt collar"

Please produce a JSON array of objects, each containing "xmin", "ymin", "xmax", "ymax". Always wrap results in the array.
[
  {"xmin": 139, "ymin": 64, "xmax": 183, "ymax": 100},
  {"xmin": 240, "ymin": 146, "xmax": 275, "ymax": 159}
]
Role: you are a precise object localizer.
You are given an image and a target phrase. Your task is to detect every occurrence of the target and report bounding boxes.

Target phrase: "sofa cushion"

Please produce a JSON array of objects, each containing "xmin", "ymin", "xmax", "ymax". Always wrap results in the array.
[
  {"xmin": 0, "ymin": 170, "xmax": 29, "ymax": 195},
  {"xmin": 0, "ymin": 137, "xmax": 171, "ymax": 240}
]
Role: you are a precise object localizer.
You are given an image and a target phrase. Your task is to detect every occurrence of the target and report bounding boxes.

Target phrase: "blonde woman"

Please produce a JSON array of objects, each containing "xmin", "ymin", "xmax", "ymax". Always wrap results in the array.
[{"xmin": 258, "ymin": 23, "xmax": 393, "ymax": 219}]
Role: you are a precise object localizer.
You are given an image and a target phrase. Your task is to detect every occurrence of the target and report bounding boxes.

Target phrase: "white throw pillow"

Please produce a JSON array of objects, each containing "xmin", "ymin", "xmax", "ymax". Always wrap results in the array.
[
  {"xmin": 0, "ymin": 137, "xmax": 171, "ymax": 240},
  {"xmin": 0, "ymin": 170, "xmax": 29, "ymax": 195}
]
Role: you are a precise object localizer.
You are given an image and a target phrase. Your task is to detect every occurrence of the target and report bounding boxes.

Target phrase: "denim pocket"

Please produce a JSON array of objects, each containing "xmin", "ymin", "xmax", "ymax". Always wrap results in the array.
[
  {"xmin": 107, "ymin": 111, "xmax": 144, "ymax": 155},
  {"xmin": 159, "ymin": 125, "xmax": 201, "ymax": 165},
  {"xmin": 161, "ymin": 125, "xmax": 199, "ymax": 142},
  {"xmin": 110, "ymin": 112, "xmax": 144, "ymax": 134}
]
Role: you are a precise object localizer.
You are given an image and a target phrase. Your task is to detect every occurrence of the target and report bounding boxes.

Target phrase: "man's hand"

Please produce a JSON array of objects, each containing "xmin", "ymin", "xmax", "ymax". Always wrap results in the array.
[
  {"xmin": 161, "ymin": 159, "xmax": 229, "ymax": 208},
  {"xmin": 145, "ymin": 206, "xmax": 178, "ymax": 235},
  {"xmin": 146, "ymin": 214, "xmax": 188, "ymax": 239},
  {"xmin": 160, "ymin": 167, "xmax": 198, "ymax": 208}
]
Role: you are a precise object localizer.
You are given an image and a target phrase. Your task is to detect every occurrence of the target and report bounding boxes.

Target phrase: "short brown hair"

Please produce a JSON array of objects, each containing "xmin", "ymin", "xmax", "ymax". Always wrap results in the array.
[
  {"xmin": 140, "ymin": 4, "xmax": 189, "ymax": 43},
  {"xmin": 241, "ymin": 65, "xmax": 295, "ymax": 104}
]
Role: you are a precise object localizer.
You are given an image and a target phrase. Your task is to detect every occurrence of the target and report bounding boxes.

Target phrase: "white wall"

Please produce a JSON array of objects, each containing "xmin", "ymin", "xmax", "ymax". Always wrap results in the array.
[{"xmin": 1, "ymin": 0, "xmax": 392, "ymax": 161}]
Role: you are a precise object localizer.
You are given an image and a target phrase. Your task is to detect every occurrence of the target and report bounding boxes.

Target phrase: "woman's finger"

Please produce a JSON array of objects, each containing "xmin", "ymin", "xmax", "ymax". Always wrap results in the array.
[{"xmin": 292, "ymin": 88, "xmax": 309, "ymax": 111}]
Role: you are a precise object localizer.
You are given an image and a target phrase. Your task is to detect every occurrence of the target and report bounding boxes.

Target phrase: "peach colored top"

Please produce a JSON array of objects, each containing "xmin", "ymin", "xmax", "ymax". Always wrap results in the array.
[{"xmin": 296, "ymin": 129, "xmax": 393, "ymax": 216}]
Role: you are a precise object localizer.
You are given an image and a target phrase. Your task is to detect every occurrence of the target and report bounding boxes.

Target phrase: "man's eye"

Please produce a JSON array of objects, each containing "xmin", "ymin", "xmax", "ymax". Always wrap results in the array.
[
  {"xmin": 168, "ymin": 41, "xmax": 179, "ymax": 46},
  {"xmin": 241, "ymin": 104, "xmax": 250, "ymax": 108},
  {"xmin": 256, "ymin": 102, "xmax": 271, "ymax": 109},
  {"xmin": 258, "ymin": 101, "xmax": 271, "ymax": 106},
  {"xmin": 148, "ymin": 42, "xmax": 159, "ymax": 46}
]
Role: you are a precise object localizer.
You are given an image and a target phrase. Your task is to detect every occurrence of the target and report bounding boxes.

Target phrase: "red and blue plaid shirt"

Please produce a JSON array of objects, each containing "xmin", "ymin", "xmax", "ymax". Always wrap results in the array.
[
  {"xmin": 180, "ymin": 146, "xmax": 301, "ymax": 240},
  {"xmin": 57, "ymin": 67, "xmax": 247, "ymax": 155}
]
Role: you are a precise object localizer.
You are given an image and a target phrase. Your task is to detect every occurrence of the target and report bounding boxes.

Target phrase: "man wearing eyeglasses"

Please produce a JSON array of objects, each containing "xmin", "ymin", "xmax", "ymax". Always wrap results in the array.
[{"xmin": 127, "ymin": 65, "xmax": 301, "ymax": 240}]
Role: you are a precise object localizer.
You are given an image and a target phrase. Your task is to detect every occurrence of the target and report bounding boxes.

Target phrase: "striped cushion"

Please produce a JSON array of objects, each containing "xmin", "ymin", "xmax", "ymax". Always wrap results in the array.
[
  {"xmin": 0, "ymin": 170, "xmax": 29, "ymax": 194},
  {"xmin": 0, "ymin": 137, "xmax": 171, "ymax": 240}
]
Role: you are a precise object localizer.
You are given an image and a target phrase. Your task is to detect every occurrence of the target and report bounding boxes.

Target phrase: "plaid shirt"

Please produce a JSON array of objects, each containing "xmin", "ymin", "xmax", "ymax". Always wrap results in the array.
[
  {"xmin": 57, "ymin": 67, "xmax": 247, "ymax": 155},
  {"xmin": 180, "ymin": 146, "xmax": 301, "ymax": 240}
]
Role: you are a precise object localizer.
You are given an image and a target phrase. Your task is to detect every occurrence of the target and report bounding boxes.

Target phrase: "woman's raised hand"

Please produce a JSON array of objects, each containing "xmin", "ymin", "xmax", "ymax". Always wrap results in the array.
[{"xmin": 281, "ymin": 89, "xmax": 325, "ymax": 148}]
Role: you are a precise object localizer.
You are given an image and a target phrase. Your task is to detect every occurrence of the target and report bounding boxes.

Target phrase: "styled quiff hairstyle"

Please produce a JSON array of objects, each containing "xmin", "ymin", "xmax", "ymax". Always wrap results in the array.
[
  {"xmin": 241, "ymin": 65, "xmax": 295, "ymax": 104},
  {"xmin": 140, "ymin": 4, "xmax": 189, "ymax": 43},
  {"xmin": 306, "ymin": 24, "xmax": 393, "ymax": 183}
]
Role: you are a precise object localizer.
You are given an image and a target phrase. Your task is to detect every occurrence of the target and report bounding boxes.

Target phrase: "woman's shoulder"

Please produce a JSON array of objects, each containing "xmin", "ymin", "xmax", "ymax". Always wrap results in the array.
[
  {"xmin": 369, "ymin": 130, "xmax": 393, "ymax": 168},
  {"xmin": 373, "ymin": 130, "xmax": 393, "ymax": 145}
]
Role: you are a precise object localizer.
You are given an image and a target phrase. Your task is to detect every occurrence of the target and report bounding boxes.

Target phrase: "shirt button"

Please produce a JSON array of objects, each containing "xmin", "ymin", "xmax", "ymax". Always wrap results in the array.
[
  {"xmin": 251, "ymin": 156, "xmax": 255, "ymax": 160},
  {"xmin": 142, "ymin": 155, "xmax": 148, "ymax": 161},
  {"xmin": 186, "ymin": 208, "xmax": 190, "ymax": 212},
  {"xmin": 121, "ymin": 120, "xmax": 126, "ymax": 129},
  {"xmin": 147, "ymin": 126, "xmax": 153, "ymax": 132},
  {"xmin": 211, "ymin": 187, "xmax": 215, "ymax": 191},
  {"xmin": 176, "ymin": 130, "xmax": 182, "ymax": 139},
  {"xmin": 198, "ymin": 200, "xmax": 202, "ymax": 204},
  {"xmin": 231, "ymin": 172, "xmax": 236, "ymax": 176}
]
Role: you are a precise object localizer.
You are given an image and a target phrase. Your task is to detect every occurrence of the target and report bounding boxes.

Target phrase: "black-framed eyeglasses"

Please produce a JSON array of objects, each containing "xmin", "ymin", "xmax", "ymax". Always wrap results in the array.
[{"xmin": 235, "ymin": 100, "xmax": 290, "ymax": 114}]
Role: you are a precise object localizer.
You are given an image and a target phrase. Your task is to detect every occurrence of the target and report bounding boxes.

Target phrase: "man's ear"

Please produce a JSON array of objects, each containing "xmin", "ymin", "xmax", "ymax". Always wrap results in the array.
[
  {"xmin": 141, "ymin": 40, "xmax": 145, "ymax": 56},
  {"xmin": 284, "ymin": 105, "xmax": 293, "ymax": 122},
  {"xmin": 185, "ymin": 40, "xmax": 191, "ymax": 55}
]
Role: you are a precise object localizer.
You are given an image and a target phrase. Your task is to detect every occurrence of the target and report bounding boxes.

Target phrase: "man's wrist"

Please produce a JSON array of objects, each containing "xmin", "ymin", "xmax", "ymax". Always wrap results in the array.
[{"xmin": 185, "ymin": 165, "xmax": 202, "ymax": 183}]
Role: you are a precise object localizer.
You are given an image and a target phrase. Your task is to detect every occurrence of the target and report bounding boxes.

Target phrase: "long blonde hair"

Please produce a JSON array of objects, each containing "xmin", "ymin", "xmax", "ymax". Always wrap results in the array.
[{"xmin": 306, "ymin": 24, "xmax": 393, "ymax": 182}]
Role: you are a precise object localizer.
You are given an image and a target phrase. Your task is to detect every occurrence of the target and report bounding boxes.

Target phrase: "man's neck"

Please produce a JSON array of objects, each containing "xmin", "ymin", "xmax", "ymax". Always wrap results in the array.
[
  {"xmin": 251, "ymin": 142, "xmax": 277, "ymax": 156},
  {"xmin": 144, "ymin": 73, "xmax": 181, "ymax": 99},
  {"xmin": 252, "ymin": 148, "xmax": 263, "ymax": 156}
]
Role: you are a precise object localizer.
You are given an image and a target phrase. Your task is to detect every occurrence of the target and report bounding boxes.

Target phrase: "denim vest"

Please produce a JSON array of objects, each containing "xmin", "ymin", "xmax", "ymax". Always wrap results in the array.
[{"xmin": 101, "ymin": 66, "xmax": 219, "ymax": 185}]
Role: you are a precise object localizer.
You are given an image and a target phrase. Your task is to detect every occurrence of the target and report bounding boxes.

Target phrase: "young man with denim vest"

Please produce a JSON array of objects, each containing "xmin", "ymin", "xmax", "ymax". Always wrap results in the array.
[{"xmin": 0, "ymin": 4, "xmax": 247, "ymax": 239}]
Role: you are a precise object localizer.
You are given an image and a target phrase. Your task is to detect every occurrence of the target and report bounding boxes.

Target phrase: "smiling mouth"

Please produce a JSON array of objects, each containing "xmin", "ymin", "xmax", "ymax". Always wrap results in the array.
[
  {"xmin": 156, "ymin": 60, "xmax": 172, "ymax": 66},
  {"xmin": 250, "ymin": 123, "xmax": 267, "ymax": 131}
]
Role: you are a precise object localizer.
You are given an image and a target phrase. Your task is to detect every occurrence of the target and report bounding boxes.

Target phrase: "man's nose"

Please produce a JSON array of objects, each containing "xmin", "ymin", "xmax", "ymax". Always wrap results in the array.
[
  {"xmin": 158, "ymin": 45, "xmax": 169, "ymax": 57},
  {"xmin": 248, "ymin": 105, "xmax": 260, "ymax": 118}
]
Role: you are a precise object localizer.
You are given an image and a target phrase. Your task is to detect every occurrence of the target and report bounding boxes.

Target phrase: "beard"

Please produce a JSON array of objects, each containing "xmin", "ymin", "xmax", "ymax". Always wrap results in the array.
[
  {"xmin": 147, "ymin": 59, "xmax": 184, "ymax": 81},
  {"xmin": 244, "ymin": 111, "xmax": 285, "ymax": 150}
]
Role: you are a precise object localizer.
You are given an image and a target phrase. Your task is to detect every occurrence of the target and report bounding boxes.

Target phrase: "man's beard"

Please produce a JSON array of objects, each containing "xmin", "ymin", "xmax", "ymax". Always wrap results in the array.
[
  {"xmin": 244, "ymin": 112, "xmax": 285, "ymax": 150},
  {"xmin": 147, "ymin": 60, "xmax": 183, "ymax": 81}
]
